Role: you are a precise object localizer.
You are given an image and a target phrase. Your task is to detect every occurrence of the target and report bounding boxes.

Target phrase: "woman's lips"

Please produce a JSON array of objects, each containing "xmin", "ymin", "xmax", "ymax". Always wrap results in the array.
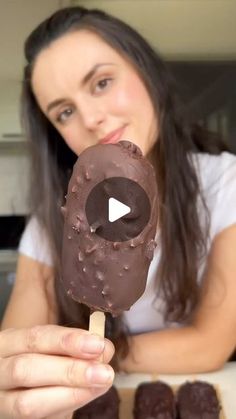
[{"xmin": 99, "ymin": 126, "xmax": 127, "ymax": 145}]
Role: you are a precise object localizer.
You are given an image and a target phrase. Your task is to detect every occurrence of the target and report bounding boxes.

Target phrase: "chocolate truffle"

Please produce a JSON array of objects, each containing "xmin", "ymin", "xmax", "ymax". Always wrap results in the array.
[
  {"xmin": 133, "ymin": 381, "xmax": 176, "ymax": 419},
  {"xmin": 62, "ymin": 141, "xmax": 158, "ymax": 315},
  {"xmin": 73, "ymin": 386, "xmax": 120, "ymax": 418},
  {"xmin": 177, "ymin": 381, "xmax": 221, "ymax": 419}
]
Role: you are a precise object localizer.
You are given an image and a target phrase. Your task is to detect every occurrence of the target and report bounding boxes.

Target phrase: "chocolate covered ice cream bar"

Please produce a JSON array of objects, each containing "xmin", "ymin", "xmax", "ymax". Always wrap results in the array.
[
  {"xmin": 73, "ymin": 386, "xmax": 120, "ymax": 418},
  {"xmin": 61, "ymin": 141, "xmax": 158, "ymax": 315},
  {"xmin": 133, "ymin": 381, "xmax": 176, "ymax": 419},
  {"xmin": 177, "ymin": 381, "xmax": 221, "ymax": 419}
]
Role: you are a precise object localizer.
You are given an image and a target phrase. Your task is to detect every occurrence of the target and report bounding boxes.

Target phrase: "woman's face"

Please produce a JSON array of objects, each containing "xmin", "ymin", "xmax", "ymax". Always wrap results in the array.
[{"xmin": 32, "ymin": 30, "xmax": 158, "ymax": 156}]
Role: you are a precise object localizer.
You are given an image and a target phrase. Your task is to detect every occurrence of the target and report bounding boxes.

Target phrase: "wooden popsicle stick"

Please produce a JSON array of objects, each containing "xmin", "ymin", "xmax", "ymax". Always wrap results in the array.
[
  {"xmin": 89, "ymin": 311, "xmax": 106, "ymax": 337},
  {"xmin": 89, "ymin": 311, "xmax": 106, "ymax": 362}
]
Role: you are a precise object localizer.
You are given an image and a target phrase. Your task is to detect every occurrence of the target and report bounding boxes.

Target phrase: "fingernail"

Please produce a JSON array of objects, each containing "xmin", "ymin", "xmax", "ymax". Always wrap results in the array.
[
  {"xmin": 80, "ymin": 335, "xmax": 105, "ymax": 354},
  {"xmin": 86, "ymin": 364, "xmax": 114, "ymax": 385}
]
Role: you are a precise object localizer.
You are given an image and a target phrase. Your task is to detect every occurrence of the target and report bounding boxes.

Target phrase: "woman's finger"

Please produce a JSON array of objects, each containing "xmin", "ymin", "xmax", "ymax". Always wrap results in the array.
[
  {"xmin": 0, "ymin": 385, "xmax": 111, "ymax": 419},
  {"xmin": 0, "ymin": 326, "xmax": 114, "ymax": 363},
  {"xmin": 0, "ymin": 354, "xmax": 114, "ymax": 390}
]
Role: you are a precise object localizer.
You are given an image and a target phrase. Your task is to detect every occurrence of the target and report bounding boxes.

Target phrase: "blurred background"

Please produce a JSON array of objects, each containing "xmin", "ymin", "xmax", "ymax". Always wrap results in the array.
[{"xmin": 0, "ymin": 0, "xmax": 236, "ymax": 319}]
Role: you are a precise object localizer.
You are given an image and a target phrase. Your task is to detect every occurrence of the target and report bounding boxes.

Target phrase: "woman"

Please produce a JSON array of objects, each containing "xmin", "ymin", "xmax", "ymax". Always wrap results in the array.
[{"xmin": 1, "ymin": 6, "xmax": 236, "ymax": 418}]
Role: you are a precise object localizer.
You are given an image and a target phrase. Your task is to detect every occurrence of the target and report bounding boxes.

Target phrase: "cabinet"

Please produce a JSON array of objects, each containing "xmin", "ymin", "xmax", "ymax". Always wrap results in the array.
[{"xmin": 169, "ymin": 61, "xmax": 236, "ymax": 152}]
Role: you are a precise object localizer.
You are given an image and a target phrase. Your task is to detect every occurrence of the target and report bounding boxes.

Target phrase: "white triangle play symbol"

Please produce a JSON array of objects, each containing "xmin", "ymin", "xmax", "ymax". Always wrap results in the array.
[{"xmin": 108, "ymin": 197, "xmax": 131, "ymax": 223}]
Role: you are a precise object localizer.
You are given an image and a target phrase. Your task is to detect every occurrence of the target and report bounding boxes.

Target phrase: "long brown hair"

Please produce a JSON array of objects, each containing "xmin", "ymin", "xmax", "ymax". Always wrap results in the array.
[{"xmin": 21, "ymin": 6, "xmax": 229, "ymax": 367}]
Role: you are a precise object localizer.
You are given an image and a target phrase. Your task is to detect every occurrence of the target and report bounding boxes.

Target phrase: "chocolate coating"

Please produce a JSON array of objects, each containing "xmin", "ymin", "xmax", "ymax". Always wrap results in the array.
[
  {"xmin": 177, "ymin": 381, "xmax": 221, "ymax": 419},
  {"xmin": 61, "ymin": 141, "xmax": 158, "ymax": 315},
  {"xmin": 133, "ymin": 381, "xmax": 176, "ymax": 418},
  {"xmin": 73, "ymin": 386, "xmax": 120, "ymax": 418}
]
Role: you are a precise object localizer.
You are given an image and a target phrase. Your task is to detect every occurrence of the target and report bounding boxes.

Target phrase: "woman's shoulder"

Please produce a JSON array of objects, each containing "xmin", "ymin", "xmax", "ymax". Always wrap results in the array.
[
  {"xmin": 191, "ymin": 151, "xmax": 236, "ymax": 193},
  {"xmin": 192, "ymin": 150, "xmax": 236, "ymax": 179},
  {"xmin": 192, "ymin": 151, "xmax": 236, "ymax": 235},
  {"xmin": 18, "ymin": 216, "xmax": 53, "ymax": 266}
]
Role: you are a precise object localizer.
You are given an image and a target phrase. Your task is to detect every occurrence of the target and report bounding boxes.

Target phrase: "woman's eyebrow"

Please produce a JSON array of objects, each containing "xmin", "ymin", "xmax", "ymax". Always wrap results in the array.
[
  {"xmin": 46, "ymin": 63, "xmax": 115, "ymax": 114},
  {"xmin": 81, "ymin": 62, "xmax": 115, "ymax": 86},
  {"xmin": 47, "ymin": 98, "xmax": 66, "ymax": 114}
]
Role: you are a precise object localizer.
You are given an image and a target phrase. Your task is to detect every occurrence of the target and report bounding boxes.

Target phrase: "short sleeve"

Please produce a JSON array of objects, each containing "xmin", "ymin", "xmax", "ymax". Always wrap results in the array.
[
  {"xmin": 214, "ymin": 152, "xmax": 236, "ymax": 235},
  {"xmin": 18, "ymin": 216, "xmax": 53, "ymax": 266}
]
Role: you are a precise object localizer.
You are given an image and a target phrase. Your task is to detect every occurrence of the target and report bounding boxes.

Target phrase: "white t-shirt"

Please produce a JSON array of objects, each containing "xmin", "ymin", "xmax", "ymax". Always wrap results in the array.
[
  {"xmin": 19, "ymin": 216, "xmax": 53, "ymax": 267},
  {"xmin": 19, "ymin": 152, "xmax": 236, "ymax": 333}
]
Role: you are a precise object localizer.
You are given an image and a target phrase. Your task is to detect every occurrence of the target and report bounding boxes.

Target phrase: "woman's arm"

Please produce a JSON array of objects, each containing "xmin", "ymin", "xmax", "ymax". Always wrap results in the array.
[
  {"xmin": 120, "ymin": 224, "xmax": 236, "ymax": 374},
  {"xmin": 1, "ymin": 254, "xmax": 57, "ymax": 330}
]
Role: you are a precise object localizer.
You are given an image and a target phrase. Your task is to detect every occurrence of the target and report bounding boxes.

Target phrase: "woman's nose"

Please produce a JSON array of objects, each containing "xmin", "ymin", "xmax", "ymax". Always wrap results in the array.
[{"xmin": 78, "ymin": 99, "xmax": 105, "ymax": 131}]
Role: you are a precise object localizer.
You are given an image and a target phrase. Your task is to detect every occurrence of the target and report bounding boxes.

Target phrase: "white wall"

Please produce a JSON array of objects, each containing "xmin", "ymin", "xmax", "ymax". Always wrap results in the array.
[
  {"xmin": 74, "ymin": 0, "xmax": 236, "ymax": 59},
  {"xmin": 0, "ymin": 83, "xmax": 21, "ymax": 136},
  {"xmin": 0, "ymin": 83, "xmax": 28, "ymax": 215},
  {"xmin": 0, "ymin": 150, "xmax": 29, "ymax": 215},
  {"xmin": 0, "ymin": 0, "xmax": 68, "ymax": 216}
]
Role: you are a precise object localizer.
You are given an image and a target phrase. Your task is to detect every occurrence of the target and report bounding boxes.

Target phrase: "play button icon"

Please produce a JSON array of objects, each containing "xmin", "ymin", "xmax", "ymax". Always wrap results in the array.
[
  {"xmin": 109, "ymin": 198, "xmax": 131, "ymax": 222},
  {"xmin": 85, "ymin": 177, "xmax": 151, "ymax": 242}
]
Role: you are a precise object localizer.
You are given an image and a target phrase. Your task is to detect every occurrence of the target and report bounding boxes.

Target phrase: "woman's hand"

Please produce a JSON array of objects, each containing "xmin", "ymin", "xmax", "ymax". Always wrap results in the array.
[{"xmin": 0, "ymin": 325, "xmax": 115, "ymax": 419}]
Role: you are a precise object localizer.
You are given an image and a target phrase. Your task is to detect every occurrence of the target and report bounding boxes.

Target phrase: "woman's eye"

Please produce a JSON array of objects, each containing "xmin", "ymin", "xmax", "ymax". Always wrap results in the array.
[
  {"xmin": 94, "ymin": 78, "xmax": 112, "ymax": 93},
  {"xmin": 57, "ymin": 108, "xmax": 73, "ymax": 123}
]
